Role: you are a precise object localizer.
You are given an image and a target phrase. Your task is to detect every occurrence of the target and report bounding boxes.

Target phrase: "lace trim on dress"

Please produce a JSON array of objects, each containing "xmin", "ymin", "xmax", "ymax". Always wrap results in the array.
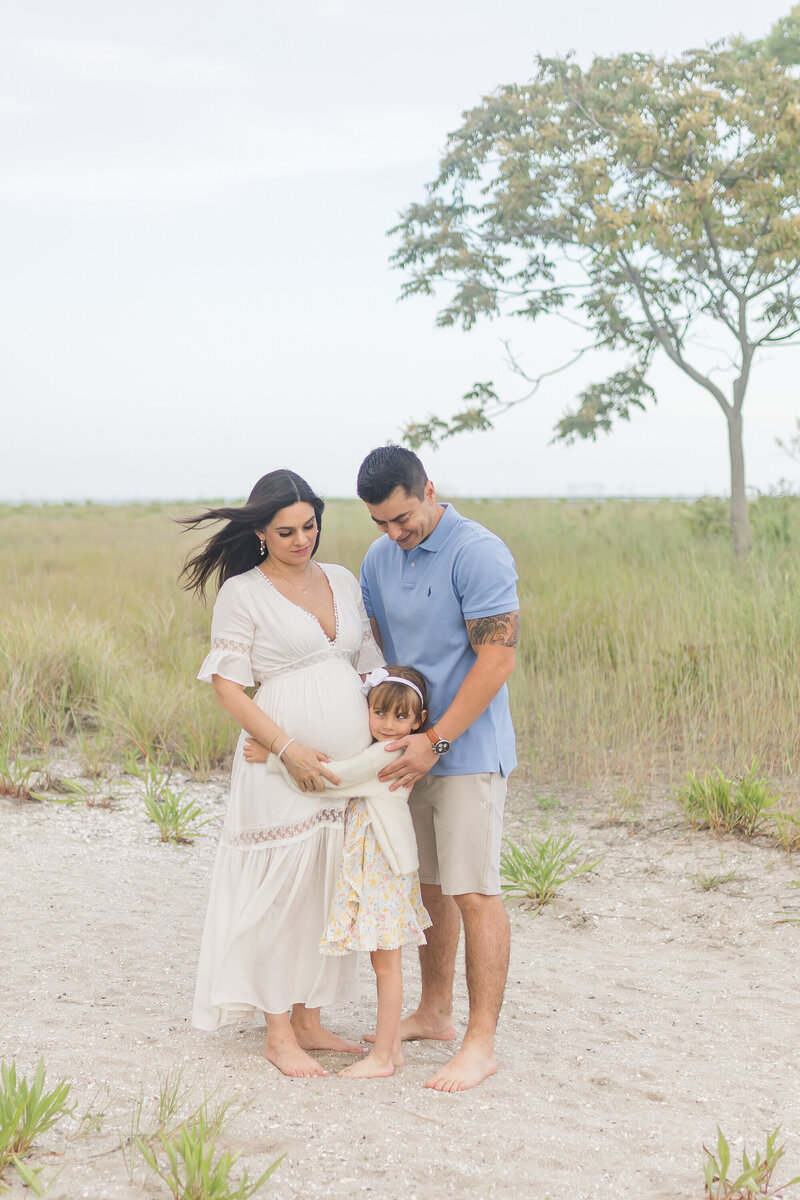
[
  {"xmin": 254, "ymin": 647, "xmax": 352, "ymax": 683},
  {"xmin": 221, "ymin": 807, "xmax": 346, "ymax": 849},
  {"xmin": 210, "ymin": 636, "xmax": 251, "ymax": 655}
]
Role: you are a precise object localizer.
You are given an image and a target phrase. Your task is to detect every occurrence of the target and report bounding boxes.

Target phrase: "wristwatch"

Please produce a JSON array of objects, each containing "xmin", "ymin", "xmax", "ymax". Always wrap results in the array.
[{"xmin": 425, "ymin": 727, "xmax": 452, "ymax": 755}]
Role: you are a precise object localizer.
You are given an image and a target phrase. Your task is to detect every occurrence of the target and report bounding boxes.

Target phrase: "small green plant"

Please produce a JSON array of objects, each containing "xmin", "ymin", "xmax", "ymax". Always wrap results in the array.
[
  {"xmin": 676, "ymin": 761, "xmax": 780, "ymax": 838},
  {"xmin": 500, "ymin": 834, "xmax": 601, "ymax": 911},
  {"xmin": 143, "ymin": 787, "xmax": 211, "ymax": 844},
  {"xmin": 601, "ymin": 784, "xmax": 644, "ymax": 828},
  {"xmin": 0, "ymin": 740, "xmax": 45, "ymax": 801},
  {"xmin": 72, "ymin": 1090, "xmax": 109, "ymax": 1139},
  {"xmin": 533, "ymin": 791, "xmax": 560, "ymax": 813},
  {"xmin": 28, "ymin": 776, "xmax": 86, "ymax": 806},
  {"xmin": 0, "ymin": 1058, "xmax": 75, "ymax": 1193},
  {"xmin": 121, "ymin": 1066, "xmax": 196, "ymax": 1182},
  {"xmin": 703, "ymin": 1126, "xmax": 800, "ymax": 1198},
  {"xmin": 74, "ymin": 727, "xmax": 113, "ymax": 781},
  {"xmin": 137, "ymin": 1102, "xmax": 280, "ymax": 1200},
  {"xmin": 692, "ymin": 868, "xmax": 738, "ymax": 892},
  {"xmin": 773, "ymin": 808, "xmax": 800, "ymax": 853},
  {"xmin": 132, "ymin": 759, "xmax": 212, "ymax": 844}
]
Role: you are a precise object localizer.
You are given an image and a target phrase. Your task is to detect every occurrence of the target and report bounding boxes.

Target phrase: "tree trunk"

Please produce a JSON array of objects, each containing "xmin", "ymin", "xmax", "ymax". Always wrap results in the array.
[{"xmin": 727, "ymin": 409, "xmax": 751, "ymax": 559}]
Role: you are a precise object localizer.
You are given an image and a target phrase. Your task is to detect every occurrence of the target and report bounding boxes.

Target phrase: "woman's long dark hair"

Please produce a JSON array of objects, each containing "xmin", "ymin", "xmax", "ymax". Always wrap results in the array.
[{"xmin": 178, "ymin": 469, "xmax": 325, "ymax": 599}]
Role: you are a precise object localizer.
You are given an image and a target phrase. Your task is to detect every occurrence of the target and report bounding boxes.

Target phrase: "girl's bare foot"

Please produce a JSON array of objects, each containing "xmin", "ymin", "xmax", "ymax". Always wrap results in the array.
[
  {"xmin": 263, "ymin": 1038, "xmax": 329, "ymax": 1078},
  {"xmin": 338, "ymin": 1050, "xmax": 402, "ymax": 1079}
]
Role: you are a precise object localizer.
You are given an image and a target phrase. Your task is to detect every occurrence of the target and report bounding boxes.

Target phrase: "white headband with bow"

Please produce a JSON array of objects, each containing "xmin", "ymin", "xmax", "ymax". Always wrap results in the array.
[{"xmin": 359, "ymin": 667, "xmax": 424, "ymax": 705}]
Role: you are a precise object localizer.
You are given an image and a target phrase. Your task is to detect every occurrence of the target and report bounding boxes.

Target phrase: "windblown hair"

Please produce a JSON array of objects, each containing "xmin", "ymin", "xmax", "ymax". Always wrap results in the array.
[
  {"xmin": 356, "ymin": 445, "xmax": 428, "ymax": 504},
  {"xmin": 178, "ymin": 469, "xmax": 324, "ymax": 599},
  {"xmin": 368, "ymin": 665, "xmax": 428, "ymax": 725}
]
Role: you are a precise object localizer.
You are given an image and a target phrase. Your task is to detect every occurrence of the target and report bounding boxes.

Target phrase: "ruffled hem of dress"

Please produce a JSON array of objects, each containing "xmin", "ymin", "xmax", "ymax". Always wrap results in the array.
[{"xmin": 320, "ymin": 929, "xmax": 429, "ymax": 956}]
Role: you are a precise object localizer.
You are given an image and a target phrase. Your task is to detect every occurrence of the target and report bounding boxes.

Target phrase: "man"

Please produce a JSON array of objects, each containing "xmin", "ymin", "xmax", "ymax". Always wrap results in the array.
[{"xmin": 357, "ymin": 445, "xmax": 519, "ymax": 1092}]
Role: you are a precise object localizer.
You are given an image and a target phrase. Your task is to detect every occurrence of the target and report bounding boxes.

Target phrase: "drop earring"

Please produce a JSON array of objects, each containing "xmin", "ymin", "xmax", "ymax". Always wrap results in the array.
[{"xmin": 259, "ymin": 538, "xmax": 266, "ymax": 558}]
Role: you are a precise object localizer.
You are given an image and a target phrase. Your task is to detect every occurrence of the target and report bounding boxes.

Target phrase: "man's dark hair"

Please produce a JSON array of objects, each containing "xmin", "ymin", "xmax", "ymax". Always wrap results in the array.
[{"xmin": 356, "ymin": 445, "xmax": 428, "ymax": 504}]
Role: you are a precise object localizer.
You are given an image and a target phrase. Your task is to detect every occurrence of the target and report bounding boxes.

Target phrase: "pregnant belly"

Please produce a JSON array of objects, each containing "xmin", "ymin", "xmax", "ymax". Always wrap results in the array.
[{"xmin": 255, "ymin": 662, "xmax": 372, "ymax": 759}]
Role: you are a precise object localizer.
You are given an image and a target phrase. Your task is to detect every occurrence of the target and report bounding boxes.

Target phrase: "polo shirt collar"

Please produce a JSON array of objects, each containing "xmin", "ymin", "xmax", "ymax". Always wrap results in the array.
[{"xmin": 415, "ymin": 502, "xmax": 457, "ymax": 553}]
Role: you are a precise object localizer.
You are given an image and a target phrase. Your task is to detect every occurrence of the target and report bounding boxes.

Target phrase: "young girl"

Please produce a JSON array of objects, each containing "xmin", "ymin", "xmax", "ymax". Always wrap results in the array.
[{"xmin": 245, "ymin": 665, "xmax": 431, "ymax": 1078}]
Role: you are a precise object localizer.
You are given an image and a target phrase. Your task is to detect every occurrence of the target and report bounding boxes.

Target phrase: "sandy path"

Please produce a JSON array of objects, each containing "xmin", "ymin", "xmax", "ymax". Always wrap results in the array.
[{"xmin": 1, "ymin": 760, "xmax": 799, "ymax": 1200}]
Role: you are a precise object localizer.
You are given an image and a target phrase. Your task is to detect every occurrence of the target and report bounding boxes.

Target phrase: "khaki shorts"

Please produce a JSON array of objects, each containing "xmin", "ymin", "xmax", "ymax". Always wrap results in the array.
[{"xmin": 408, "ymin": 772, "xmax": 507, "ymax": 896}]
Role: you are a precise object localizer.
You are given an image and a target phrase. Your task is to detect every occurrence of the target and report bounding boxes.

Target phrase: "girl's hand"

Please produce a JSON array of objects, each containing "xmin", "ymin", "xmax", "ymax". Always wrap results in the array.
[
  {"xmin": 243, "ymin": 737, "xmax": 269, "ymax": 763},
  {"xmin": 281, "ymin": 743, "xmax": 342, "ymax": 792}
]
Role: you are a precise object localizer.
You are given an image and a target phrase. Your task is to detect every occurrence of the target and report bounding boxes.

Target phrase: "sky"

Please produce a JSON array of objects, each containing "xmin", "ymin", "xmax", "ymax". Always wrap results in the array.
[{"xmin": 2, "ymin": 0, "xmax": 799, "ymax": 503}]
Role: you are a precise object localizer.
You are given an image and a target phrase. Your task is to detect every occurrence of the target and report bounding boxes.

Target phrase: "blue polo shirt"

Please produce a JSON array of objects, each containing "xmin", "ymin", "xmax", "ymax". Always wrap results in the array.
[{"xmin": 360, "ymin": 503, "xmax": 518, "ymax": 777}]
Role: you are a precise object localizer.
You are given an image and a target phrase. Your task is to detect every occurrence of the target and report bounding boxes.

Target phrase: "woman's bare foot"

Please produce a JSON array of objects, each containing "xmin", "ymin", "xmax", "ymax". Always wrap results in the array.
[
  {"xmin": 424, "ymin": 1044, "xmax": 497, "ymax": 1092},
  {"xmin": 365, "ymin": 1009, "xmax": 456, "ymax": 1044},
  {"xmin": 263, "ymin": 1037, "xmax": 329, "ymax": 1078},
  {"xmin": 290, "ymin": 1013, "xmax": 366, "ymax": 1055},
  {"xmin": 338, "ymin": 1049, "xmax": 403, "ymax": 1079}
]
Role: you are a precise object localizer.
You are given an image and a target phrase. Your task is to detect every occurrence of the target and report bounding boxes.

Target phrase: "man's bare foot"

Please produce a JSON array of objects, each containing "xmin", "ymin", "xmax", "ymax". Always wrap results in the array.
[
  {"xmin": 293, "ymin": 1026, "xmax": 366, "ymax": 1054},
  {"xmin": 263, "ymin": 1039, "xmax": 329, "ymax": 1078},
  {"xmin": 365, "ymin": 1011, "xmax": 456, "ymax": 1045},
  {"xmin": 338, "ymin": 1050, "xmax": 403, "ymax": 1079},
  {"xmin": 424, "ymin": 1044, "xmax": 497, "ymax": 1092}
]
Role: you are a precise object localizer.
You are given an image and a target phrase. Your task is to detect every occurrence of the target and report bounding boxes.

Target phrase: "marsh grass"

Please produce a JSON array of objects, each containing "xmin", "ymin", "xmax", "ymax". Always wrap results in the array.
[
  {"xmin": 500, "ymin": 834, "xmax": 601, "ymax": 910},
  {"xmin": 138, "ymin": 1106, "xmax": 280, "ymax": 1200},
  {"xmin": 703, "ymin": 1126, "xmax": 800, "ymax": 1198},
  {"xmin": 0, "ymin": 1058, "xmax": 74, "ymax": 1193},
  {"xmin": 773, "ymin": 809, "xmax": 800, "ymax": 853},
  {"xmin": 121, "ymin": 1064, "xmax": 191, "ymax": 1182},
  {"xmin": 692, "ymin": 868, "xmax": 739, "ymax": 891},
  {"xmin": 122, "ymin": 1067, "xmax": 280, "ymax": 1199},
  {"xmin": 599, "ymin": 783, "xmax": 645, "ymax": 828},
  {"xmin": 676, "ymin": 762, "xmax": 780, "ymax": 838},
  {"xmin": 0, "ymin": 740, "xmax": 45, "ymax": 801},
  {"xmin": 131, "ymin": 760, "xmax": 212, "ymax": 844},
  {"xmin": 4, "ymin": 496, "xmax": 800, "ymax": 785}
]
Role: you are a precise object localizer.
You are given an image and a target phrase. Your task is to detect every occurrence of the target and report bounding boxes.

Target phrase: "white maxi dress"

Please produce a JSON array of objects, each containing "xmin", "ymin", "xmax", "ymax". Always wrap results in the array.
[{"xmin": 192, "ymin": 563, "xmax": 385, "ymax": 1030}]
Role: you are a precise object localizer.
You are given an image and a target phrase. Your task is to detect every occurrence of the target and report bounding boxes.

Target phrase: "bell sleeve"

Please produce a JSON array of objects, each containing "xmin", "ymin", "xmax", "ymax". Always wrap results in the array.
[{"xmin": 197, "ymin": 577, "xmax": 256, "ymax": 687}]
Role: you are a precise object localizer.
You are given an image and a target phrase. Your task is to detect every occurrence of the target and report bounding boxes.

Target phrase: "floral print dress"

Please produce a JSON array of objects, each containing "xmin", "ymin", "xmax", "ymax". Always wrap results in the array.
[{"xmin": 320, "ymin": 800, "xmax": 431, "ymax": 954}]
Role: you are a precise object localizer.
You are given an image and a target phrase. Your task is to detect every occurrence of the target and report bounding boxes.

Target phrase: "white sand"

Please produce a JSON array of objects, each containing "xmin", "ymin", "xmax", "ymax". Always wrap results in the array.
[{"xmin": 2, "ymin": 758, "xmax": 799, "ymax": 1200}]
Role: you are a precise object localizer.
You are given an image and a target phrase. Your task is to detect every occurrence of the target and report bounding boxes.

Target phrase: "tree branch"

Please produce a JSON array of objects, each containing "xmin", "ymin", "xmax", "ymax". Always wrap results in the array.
[{"xmin": 618, "ymin": 252, "xmax": 732, "ymax": 415}]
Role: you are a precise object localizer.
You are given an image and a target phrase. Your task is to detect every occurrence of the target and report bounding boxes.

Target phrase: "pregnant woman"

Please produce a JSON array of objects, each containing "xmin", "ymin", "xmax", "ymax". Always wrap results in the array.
[{"xmin": 180, "ymin": 469, "xmax": 385, "ymax": 1077}]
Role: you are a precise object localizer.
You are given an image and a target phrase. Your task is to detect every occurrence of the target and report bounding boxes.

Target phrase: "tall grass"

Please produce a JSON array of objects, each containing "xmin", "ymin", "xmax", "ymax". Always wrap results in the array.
[
  {"xmin": 489, "ymin": 493, "xmax": 800, "ymax": 782},
  {"xmin": 2, "ymin": 494, "xmax": 800, "ymax": 784}
]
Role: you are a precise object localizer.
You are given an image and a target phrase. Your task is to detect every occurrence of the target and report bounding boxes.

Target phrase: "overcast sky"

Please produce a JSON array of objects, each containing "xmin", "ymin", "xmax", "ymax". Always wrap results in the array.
[{"xmin": 2, "ymin": 0, "xmax": 798, "ymax": 502}]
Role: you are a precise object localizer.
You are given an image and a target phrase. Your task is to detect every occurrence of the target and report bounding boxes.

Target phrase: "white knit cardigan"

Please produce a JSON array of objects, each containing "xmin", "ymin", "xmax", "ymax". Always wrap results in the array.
[{"xmin": 265, "ymin": 742, "xmax": 419, "ymax": 876}]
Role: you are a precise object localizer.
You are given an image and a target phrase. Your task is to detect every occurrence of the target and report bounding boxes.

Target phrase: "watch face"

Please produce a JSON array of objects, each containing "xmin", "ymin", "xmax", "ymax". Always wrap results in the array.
[{"xmin": 433, "ymin": 739, "xmax": 451, "ymax": 755}]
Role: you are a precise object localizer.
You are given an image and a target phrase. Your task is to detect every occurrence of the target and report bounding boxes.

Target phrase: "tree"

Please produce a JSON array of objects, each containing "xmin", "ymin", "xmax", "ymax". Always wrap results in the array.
[{"xmin": 391, "ymin": 8, "xmax": 800, "ymax": 557}]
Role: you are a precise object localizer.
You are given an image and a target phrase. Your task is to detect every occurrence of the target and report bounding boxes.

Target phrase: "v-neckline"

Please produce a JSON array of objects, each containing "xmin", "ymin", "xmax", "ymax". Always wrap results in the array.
[{"xmin": 256, "ymin": 564, "xmax": 339, "ymax": 645}]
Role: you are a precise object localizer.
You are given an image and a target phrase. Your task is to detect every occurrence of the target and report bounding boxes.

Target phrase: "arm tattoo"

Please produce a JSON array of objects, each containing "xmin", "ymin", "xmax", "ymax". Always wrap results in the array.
[{"xmin": 466, "ymin": 612, "xmax": 519, "ymax": 649}]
